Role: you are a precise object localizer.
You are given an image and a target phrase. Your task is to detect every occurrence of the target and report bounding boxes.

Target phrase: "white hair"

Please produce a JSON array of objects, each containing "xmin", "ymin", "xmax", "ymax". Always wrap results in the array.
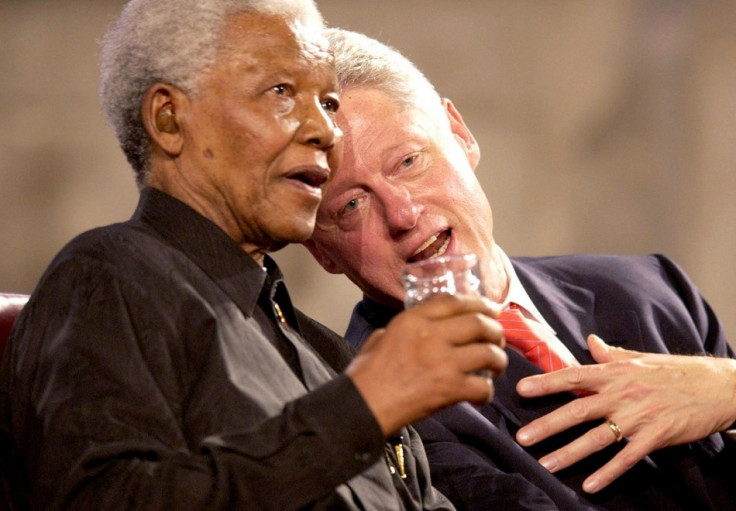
[
  {"xmin": 325, "ymin": 28, "xmax": 444, "ymax": 118},
  {"xmin": 99, "ymin": 0, "xmax": 324, "ymax": 186}
]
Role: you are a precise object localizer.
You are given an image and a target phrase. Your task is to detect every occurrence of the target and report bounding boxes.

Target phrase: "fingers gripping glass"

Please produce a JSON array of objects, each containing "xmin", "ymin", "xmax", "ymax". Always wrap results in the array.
[
  {"xmin": 401, "ymin": 254, "xmax": 484, "ymax": 308},
  {"xmin": 401, "ymin": 254, "xmax": 490, "ymax": 379}
]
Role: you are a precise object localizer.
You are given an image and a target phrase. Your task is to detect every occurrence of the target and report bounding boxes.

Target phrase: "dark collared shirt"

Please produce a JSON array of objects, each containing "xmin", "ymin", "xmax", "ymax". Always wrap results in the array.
[{"xmin": 0, "ymin": 188, "xmax": 452, "ymax": 511}]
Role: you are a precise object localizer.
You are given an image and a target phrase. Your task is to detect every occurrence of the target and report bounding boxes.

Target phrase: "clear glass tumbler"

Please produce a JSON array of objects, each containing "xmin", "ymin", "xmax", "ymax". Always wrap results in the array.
[
  {"xmin": 401, "ymin": 254, "xmax": 489, "ymax": 378},
  {"xmin": 401, "ymin": 254, "xmax": 484, "ymax": 308}
]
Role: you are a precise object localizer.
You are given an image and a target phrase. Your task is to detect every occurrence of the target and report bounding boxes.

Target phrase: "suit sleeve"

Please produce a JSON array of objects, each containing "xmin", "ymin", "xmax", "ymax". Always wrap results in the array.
[{"xmin": 653, "ymin": 254, "xmax": 733, "ymax": 358}]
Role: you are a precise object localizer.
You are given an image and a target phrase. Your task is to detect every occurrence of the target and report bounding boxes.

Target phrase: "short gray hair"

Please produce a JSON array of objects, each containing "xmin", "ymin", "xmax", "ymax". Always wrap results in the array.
[
  {"xmin": 99, "ymin": 0, "xmax": 324, "ymax": 186},
  {"xmin": 325, "ymin": 28, "xmax": 443, "ymax": 118}
]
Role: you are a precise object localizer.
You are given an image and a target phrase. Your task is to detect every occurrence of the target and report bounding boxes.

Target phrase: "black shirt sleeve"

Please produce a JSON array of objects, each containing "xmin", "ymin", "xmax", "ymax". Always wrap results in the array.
[{"xmin": 4, "ymin": 252, "xmax": 387, "ymax": 511}]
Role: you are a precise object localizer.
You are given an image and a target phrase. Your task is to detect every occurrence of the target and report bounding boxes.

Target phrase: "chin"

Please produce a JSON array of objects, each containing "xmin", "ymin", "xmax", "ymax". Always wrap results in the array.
[{"xmin": 276, "ymin": 223, "xmax": 316, "ymax": 247}]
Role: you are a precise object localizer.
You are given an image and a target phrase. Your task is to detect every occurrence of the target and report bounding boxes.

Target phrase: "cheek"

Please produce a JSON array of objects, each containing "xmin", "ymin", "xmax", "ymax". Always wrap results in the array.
[
  {"xmin": 313, "ymin": 229, "xmax": 361, "ymax": 273},
  {"xmin": 444, "ymin": 172, "xmax": 486, "ymax": 210},
  {"xmin": 330, "ymin": 229, "xmax": 377, "ymax": 277},
  {"xmin": 355, "ymin": 233, "xmax": 398, "ymax": 276},
  {"xmin": 338, "ymin": 232, "xmax": 366, "ymax": 264},
  {"xmin": 225, "ymin": 107, "xmax": 293, "ymax": 155},
  {"xmin": 281, "ymin": 117, "xmax": 299, "ymax": 134}
]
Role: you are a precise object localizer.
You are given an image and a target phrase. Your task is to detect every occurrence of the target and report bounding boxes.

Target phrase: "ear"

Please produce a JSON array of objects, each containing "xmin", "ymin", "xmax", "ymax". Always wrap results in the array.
[
  {"xmin": 302, "ymin": 239, "xmax": 343, "ymax": 274},
  {"xmin": 442, "ymin": 97, "xmax": 480, "ymax": 171},
  {"xmin": 142, "ymin": 84, "xmax": 184, "ymax": 157}
]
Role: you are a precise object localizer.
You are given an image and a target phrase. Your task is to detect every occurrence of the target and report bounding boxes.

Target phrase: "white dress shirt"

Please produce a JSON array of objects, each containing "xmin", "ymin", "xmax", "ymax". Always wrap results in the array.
[{"xmin": 495, "ymin": 246, "xmax": 580, "ymax": 367}]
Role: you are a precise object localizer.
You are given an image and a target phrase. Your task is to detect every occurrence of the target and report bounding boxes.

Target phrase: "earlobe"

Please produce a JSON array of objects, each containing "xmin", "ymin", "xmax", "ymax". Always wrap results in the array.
[{"xmin": 302, "ymin": 239, "xmax": 343, "ymax": 275}]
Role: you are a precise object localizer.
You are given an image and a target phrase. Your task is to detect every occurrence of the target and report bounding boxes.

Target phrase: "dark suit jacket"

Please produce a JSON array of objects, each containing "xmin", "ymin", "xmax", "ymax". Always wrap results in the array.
[{"xmin": 346, "ymin": 254, "xmax": 736, "ymax": 510}]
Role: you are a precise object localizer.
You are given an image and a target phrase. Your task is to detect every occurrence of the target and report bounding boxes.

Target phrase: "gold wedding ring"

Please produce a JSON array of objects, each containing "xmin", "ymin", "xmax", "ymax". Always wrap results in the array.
[{"xmin": 605, "ymin": 418, "xmax": 623, "ymax": 442}]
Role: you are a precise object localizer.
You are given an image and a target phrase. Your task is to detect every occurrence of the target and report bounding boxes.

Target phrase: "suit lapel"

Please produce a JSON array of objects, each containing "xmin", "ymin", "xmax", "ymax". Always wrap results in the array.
[
  {"xmin": 511, "ymin": 259, "xmax": 643, "ymax": 362},
  {"xmin": 486, "ymin": 259, "xmax": 643, "ymax": 429}
]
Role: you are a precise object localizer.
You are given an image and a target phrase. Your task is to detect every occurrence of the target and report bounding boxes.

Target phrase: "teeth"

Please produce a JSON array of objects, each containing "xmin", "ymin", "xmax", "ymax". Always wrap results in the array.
[
  {"xmin": 413, "ymin": 233, "xmax": 439, "ymax": 256},
  {"xmin": 435, "ymin": 235, "xmax": 450, "ymax": 257}
]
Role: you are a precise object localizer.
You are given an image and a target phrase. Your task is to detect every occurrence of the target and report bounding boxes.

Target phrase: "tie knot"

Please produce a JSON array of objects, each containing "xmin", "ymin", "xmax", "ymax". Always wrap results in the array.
[
  {"xmin": 498, "ymin": 304, "xmax": 524, "ymax": 320},
  {"xmin": 498, "ymin": 303, "xmax": 567, "ymax": 372}
]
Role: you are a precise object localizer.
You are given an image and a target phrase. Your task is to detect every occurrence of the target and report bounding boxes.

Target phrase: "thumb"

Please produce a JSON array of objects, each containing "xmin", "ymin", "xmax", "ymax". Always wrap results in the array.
[{"xmin": 587, "ymin": 334, "xmax": 640, "ymax": 363}]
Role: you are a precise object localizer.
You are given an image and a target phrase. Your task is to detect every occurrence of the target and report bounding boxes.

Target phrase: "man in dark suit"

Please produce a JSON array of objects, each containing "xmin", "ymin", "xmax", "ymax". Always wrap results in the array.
[{"xmin": 305, "ymin": 28, "xmax": 736, "ymax": 510}]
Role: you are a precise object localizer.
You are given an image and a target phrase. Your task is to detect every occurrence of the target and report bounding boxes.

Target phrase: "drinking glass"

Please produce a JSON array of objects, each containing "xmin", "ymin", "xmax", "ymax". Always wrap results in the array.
[
  {"xmin": 401, "ymin": 254, "xmax": 489, "ymax": 378},
  {"xmin": 401, "ymin": 254, "xmax": 484, "ymax": 308}
]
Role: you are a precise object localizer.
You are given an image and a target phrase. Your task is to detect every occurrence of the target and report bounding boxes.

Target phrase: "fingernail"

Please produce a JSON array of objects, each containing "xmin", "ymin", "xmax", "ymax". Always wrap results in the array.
[
  {"xmin": 516, "ymin": 429, "xmax": 532, "ymax": 444},
  {"xmin": 517, "ymin": 380, "xmax": 532, "ymax": 394},
  {"xmin": 583, "ymin": 476, "xmax": 600, "ymax": 493}
]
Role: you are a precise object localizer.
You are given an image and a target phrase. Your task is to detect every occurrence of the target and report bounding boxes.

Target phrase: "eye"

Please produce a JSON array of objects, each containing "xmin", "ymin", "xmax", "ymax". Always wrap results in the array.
[
  {"xmin": 400, "ymin": 154, "xmax": 418, "ymax": 168},
  {"xmin": 271, "ymin": 84, "xmax": 289, "ymax": 95},
  {"xmin": 340, "ymin": 196, "xmax": 362, "ymax": 216},
  {"xmin": 322, "ymin": 95, "xmax": 340, "ymax": 113},
  {"xmin": 344, "ymin": 198, "xmax": 359, "ymax": 212},
  {"xmin": 334, "ymin": 193, "xmax": 368, "ymax": 230}
]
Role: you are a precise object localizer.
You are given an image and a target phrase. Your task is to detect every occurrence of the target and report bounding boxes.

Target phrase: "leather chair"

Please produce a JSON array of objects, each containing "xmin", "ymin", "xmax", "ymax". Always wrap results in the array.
[
  {"xmin": 0, "ymin": 293, "xmax": 29, "ymax": 510},
  {"xmin": 0, "ymin": 293, "xmax": 29, "ymax": 357}
]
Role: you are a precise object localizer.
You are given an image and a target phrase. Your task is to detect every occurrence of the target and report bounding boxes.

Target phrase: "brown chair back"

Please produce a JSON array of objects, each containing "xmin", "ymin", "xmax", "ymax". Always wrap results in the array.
[
  {"xmin": 0, "ymin": 294, "xmax": 29, "ymax": 358},
  {"xmin": 0, "ymin": 293, "xmax": 29, "ymax": 510}
]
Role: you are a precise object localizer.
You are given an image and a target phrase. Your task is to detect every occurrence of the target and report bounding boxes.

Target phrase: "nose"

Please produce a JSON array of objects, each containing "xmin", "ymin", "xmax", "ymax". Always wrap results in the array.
[
  {"xmin": 297, "ymin": 98, "xmax": 338, "ymax": 151},
  {"xmin": 381, "ymin": 182, "xmax": 422, "ymax": 236}
]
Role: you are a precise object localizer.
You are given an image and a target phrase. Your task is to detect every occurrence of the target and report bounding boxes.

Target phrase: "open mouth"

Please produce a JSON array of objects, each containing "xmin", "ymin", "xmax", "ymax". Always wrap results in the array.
[
  {"xmin": 286, "ymin": 167, "xmax": 329, "ymax": 189},
  {"xmin": 407, "ymin": 229, "xmax": 451, "ymax": 263}
]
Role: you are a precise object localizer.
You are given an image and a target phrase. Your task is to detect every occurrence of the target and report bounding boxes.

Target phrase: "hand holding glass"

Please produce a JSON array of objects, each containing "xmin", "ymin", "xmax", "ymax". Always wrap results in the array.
[
  {"xmin": 402, "ymin": 254, "xmax": 484, "ymax": 308},
  {"xmin": 401, "ymin": 254, "xmax": 490, "ymax": 379}
]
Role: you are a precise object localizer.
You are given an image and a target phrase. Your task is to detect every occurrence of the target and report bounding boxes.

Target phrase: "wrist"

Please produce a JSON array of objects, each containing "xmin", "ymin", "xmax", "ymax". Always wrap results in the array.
[{"xmin": 721, "ymin": 357, "xmax": 736, "ymax": 431}]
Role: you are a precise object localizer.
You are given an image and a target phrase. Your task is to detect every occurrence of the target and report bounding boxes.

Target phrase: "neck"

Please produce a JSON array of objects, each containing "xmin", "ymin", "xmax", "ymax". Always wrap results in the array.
[{"xmin": 482, "ymin": 245, "xmax": 510, "ymax": 303}]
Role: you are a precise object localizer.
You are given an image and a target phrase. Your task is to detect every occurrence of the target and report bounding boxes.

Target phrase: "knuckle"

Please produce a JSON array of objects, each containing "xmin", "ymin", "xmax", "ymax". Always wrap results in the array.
[
  {"xmin": 617, "ymin": 449, "xmax": 641, "ymax": 471},
  {"xmin": 403, "ymin": 321, "xmax": 433, "ymax": 344},
  {"xmin": 466, "ymin": 312, "xmax": 485, "ymax": 329},
  {"xmin": 478, "ymin": 314, "xmax": 503, "ymax": 338},
  {"xmin": 565, "ymin": 366, "xmax": 585, "ymax": 385},
  {"xmin": 490, "ymin": 345, "xmax": 509, "ymax": 371},
  {"xmin": 534, "ymin": 420, "xmax": 553, "ymax": 438},
  {"xmin": 619, "ymin": 380, "xmax": 653, "ymax": 401},
  {"xmin": 459, "ymin": 314, "xmax": 494, "ymax": 342},
  {"xmin": 567, "ymin": 398, "xmax": 590, "ymax": 421},
  {"xmin": 590, "ymin": 426, "xmax": 614, "ymax": 447}
]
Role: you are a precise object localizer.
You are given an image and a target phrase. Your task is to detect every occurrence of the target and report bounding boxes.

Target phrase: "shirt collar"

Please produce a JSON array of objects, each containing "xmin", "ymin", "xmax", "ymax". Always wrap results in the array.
[
  {"xmin": 495, "ymin": 246, "xmax": 556, "ymax": 334},
  {"xmin": 355, "ymin": 245, "xmax": 556, "ymax": 333},
  {"xmin": 132, "ymin": 187, "xmax": 276, "ymax": 315}
]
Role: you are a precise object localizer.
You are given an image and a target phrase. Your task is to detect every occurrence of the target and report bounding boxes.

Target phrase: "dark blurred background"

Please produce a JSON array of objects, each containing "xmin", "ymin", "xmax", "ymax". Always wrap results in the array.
[{"xmin": 2, "ymin": 0, "xmax": 734, "ymax": 343}]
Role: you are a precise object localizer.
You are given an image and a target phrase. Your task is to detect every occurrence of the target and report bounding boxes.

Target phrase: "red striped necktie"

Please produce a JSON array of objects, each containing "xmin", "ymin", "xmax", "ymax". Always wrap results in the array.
[{"xmin": 498, "ymin": 304, "xmax": 568, "ymax": 372}]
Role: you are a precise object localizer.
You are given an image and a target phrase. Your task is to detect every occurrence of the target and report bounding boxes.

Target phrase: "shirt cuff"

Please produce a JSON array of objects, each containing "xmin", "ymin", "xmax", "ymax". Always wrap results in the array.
[{"xmin": 295, "ymin": 373, "xmax": 386, "ymax": 467}]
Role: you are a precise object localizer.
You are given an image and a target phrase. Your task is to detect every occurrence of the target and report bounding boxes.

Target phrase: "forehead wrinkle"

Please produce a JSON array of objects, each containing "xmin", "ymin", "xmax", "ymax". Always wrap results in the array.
[
  {"xmin": 341, "ymin": 113, "xmax": 395, "ymax": 170},
  {"xmin": 328, "ymin": 89, "xmax": 432, "ymax": 203},
  {"xmin": 353, "ymin": 120, "xmax": 428, "ymax": 177},
  {"xmin": 217, "ymin": 13, "xmax": 326, "ymax": 69}
]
